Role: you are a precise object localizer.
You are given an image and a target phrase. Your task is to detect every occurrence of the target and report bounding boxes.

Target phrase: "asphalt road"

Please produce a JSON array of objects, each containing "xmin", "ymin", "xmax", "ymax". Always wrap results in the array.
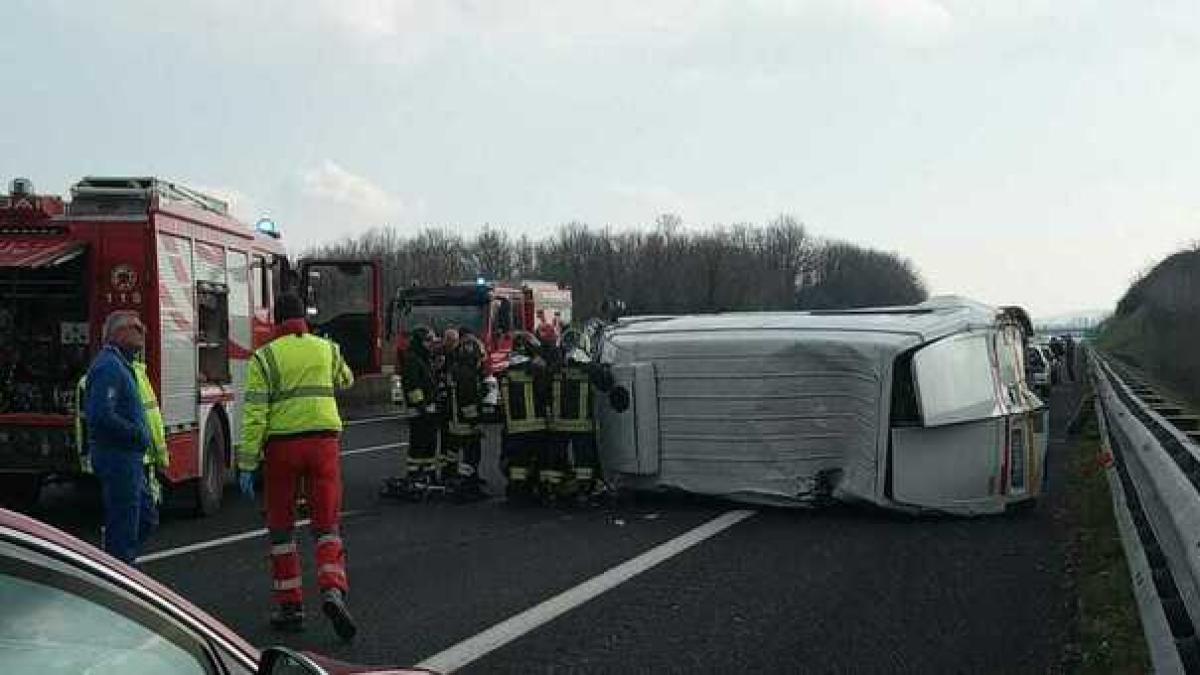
[{"xmin": 28, "ymin": 389, "xmax": 1082, "ymax": 674}]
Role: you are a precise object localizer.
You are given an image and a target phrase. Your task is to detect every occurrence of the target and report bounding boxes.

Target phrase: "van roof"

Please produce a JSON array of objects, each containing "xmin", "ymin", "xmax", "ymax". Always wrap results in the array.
[{"xmin": 609, "ymin": 296, "xmax": 1023, "ymax": 345}]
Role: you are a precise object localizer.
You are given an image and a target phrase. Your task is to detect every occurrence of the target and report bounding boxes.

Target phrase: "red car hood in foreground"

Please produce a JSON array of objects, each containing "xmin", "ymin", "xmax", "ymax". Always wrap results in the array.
[{"xmin": 0, "ymin": 507, "xmax": 433, "ymax": 675}]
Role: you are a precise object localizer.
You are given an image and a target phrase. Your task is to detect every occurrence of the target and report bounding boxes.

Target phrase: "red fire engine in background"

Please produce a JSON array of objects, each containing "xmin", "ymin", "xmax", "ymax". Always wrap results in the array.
[
  {"xmin": 0, "ymin": 177, "xmax": 381, "ymax": 513},
  {"xmin": 386, "ymin": 278, "xmax": 573, "ymax": 410}
]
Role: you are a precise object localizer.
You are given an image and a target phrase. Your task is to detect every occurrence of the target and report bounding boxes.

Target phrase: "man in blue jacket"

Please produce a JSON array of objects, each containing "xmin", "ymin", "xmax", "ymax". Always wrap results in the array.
[{"xmin": 84, "ymin": 310, "xmax": 156, "ymax": 565}]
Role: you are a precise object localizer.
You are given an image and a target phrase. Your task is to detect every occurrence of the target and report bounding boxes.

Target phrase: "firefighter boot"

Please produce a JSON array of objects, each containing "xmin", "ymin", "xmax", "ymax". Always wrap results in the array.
[
  {"xmin": 269, "ymin": 603, "xmax": 305, "ymax": 633},
  {"xmin": 504, "ymin": 465, "xmax": 536, "ymax": 504},
  {"xmin": 322, "ymin": 588, "xmax": 358, "ymax": 643},
  {"xmin": 380, "ymin": 476, "xmax": 409, "ymax": 499}
]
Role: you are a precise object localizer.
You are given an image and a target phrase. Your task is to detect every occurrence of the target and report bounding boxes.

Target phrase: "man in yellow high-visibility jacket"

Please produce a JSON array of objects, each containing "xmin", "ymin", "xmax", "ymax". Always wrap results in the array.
[{"xmin": 238, "ymin": 294, "xmax": 357, "ymax": 642}]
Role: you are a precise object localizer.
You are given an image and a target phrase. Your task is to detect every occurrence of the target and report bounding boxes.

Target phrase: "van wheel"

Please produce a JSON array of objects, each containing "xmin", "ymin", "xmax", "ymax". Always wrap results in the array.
[
  {"xmin": 195, "ymin": 417, "xmax": 227, "ymax": 516},
  {"xmin": 0, "ymin": 474, "xmax": 42, "ymax": 512}
]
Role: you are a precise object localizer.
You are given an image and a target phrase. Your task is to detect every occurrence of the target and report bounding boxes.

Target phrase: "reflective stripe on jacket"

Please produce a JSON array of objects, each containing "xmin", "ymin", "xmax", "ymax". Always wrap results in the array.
[
  {"xmin": 134, "ymin": 361, "xmax": 169, "ymax": 468},
  {"xmin": 239, "ymin": 333, "xmax": 353, "ymax": 471},
  {"xmin": 550, "ymin": 365, "xmax": 594, "ymax": 433},
  {"xmin": 77, "ymin": 359, "xmax": 168, "ymax": 472},
  {"xmin": 502, "ymin": 367, "xmax": 546, "ymax": 434}
]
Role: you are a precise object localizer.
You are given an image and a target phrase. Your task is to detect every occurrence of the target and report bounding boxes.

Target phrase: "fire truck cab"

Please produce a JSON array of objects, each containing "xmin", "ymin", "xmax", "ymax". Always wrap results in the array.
[
  {"xmin": 388, "ymin": 279, "xmax": 572, "ymax": 375},
  {"xmin": 0, "ymin": 177, "xmax": 381, "ymax": 514},
  {"xmin": 386, "ymin": 279, "xmax": 572, "ymax": 414}
]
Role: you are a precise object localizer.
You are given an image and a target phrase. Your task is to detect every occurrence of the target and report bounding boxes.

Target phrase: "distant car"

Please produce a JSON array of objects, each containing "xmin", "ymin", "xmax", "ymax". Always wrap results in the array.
[
  {"xmin": 0, "ymin": 507, "xmax": 430, "ymax": 675},
  {"xmin": 1027, "ymin": 345, "xmax": 1053, "ymax": 398}
]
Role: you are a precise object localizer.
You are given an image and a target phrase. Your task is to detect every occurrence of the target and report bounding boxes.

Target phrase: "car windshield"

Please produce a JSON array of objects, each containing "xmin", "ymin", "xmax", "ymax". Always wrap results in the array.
[{"xmin": 406, "ymin": 304, "xmax": 485, "ymax": 335}]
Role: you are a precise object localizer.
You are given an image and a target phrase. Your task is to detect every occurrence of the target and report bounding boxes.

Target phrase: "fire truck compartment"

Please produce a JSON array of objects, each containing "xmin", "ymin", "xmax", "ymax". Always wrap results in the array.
[
  {"xmin": 0, "ymin": 244, "xmax": 90, "ymax": 474},
  {"xmin": 0, "ymin": 245, "xmax": 91, "ymax": 416}
]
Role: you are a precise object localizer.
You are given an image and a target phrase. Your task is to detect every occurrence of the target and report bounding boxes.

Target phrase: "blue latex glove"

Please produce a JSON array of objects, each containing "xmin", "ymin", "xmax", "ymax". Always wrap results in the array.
[{"xmin": 238, "ymin": 471, "xmax": 256, "ymax": 500}]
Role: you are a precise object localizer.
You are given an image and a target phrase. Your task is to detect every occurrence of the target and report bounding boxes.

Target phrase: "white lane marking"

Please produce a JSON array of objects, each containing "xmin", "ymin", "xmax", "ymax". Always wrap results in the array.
[
  {"xmin": 139, "ymin": 520, "xmax": 308, "ymax": 564},
  {"xmin": 342, "ymin": 442, "xmax": 406, "ymax": 457},
  {"xmin": 345, "ymin": 415, "xmax": 403, "ymax": 426},
  {"xmin": 416, "ymin": 509, "xmax": 756, "ymax": 674},
  {"xmin": 136, "ymin": 441, "xmax": 400, "ymax": 564},
  {"xmin": 138, "ymin": 510, "xmax": 365, "ymax": 564}
]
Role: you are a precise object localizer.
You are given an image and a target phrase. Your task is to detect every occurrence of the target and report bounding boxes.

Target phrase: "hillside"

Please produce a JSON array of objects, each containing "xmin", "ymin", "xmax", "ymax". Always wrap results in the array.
[{"xmin": 1098, "ymin": 246, "xmax": 1200, "ymax": 403}]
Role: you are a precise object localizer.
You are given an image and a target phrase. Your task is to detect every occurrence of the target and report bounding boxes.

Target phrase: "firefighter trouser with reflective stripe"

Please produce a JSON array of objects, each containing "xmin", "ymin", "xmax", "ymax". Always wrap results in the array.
[
  {"xmin": 265, "ymin": 434, "xmax": 347, "ymax": 606},
  {"xmin": 567, "ymin": 432, "xmax": 600, "ymax": 485},
  {"xmin": 444, "ymin": 431, "xmax": 481, "ymax": 481},
  {"xmin": 407, "ymin": 413, "xmax": 440, "ymax": 476},
  {"xmin": 501, "ymin": 430, "xmax": 542, "ymax": 488},
  {"xmin": 539, "ymin": 432, "xmax": 570, "ymax": 489}
]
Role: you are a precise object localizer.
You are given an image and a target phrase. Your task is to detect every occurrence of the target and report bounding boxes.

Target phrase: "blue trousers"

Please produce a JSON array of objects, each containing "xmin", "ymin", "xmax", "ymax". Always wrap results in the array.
[{"xmin": 92, "ymin": 449, "xmax": 158, "ymax": 565}]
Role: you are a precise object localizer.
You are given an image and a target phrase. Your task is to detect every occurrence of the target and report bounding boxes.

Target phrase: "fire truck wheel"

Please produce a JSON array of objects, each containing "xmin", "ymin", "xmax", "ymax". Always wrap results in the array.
[
  {"xmin": 0, "ymin": 474, "xmax": 41, "ymax": 512},
  {"xmin": 195, "ymin": 416, "xmax": 227, "ymax": 516}
]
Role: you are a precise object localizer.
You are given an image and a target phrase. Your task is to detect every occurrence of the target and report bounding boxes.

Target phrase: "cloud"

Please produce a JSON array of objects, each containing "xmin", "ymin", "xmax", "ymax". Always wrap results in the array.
[
  {"xmin": 607, "ymin": 184, "xmax": 693, "ymax": 224},
  {"xmin": 267, "ymin": 160, "xmax": 415, "ymax": 251},
  {"xmin": 300, "ymin": 160, "xmax": 402, "ymax": 219},
  {"xmin": 848, "ymin": 0, "xmax": 955, "ymax": 47},
  {"xmin": 311, "ymin": 0, "xmax": 956, "ymax": 53},
  {"xmin": 188, "ymin": 184, "xmax": 263, "ymax": 224}
]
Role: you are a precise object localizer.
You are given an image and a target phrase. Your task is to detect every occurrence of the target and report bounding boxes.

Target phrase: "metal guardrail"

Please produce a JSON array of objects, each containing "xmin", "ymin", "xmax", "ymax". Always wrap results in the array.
[{"xmin": 1091, "ymin": 348, "xmax": 1200, "ymax": 673}]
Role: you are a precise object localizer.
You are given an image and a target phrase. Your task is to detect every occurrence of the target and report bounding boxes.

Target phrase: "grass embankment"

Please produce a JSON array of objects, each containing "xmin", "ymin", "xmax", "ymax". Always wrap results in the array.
[{"xmin": 1068, "ymin": 406, "xmax": 1151, "ymax": 673}]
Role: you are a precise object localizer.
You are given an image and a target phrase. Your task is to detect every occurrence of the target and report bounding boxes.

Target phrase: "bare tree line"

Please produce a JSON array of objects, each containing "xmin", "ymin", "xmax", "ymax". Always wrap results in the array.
[{"xmin": 305, "ymin": 214, "xmax": 928, "ymax": 319}]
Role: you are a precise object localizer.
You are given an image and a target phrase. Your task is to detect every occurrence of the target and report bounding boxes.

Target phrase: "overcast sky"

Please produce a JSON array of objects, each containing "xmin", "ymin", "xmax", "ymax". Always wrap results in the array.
[{"xmin": 3, "ymin": 1, "xmax": 1199, "ymax": 318}]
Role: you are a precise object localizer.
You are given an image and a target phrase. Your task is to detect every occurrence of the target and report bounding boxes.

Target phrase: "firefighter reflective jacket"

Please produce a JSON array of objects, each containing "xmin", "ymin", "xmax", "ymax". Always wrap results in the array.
[
  {"xmin": 446, "ymin": 354, "xmax": 483, "ymax": 437},
  {"xmin": 550, "ymin": 361, "xmax": 595, "ymax": 434},
  {"xmin": 238, "ymin": 330, "xmax": 354, "ymax": 472},
  {"xmin": 403, "ymin": 352, "xmax": 437, "ymax": 412},
  {"xmin": 501, "ymin": 356, "xmax": 549, "ymax": 434},
  {"xmin": 76, "ymin": 358, "xmax": 168, "ymax": 472}
]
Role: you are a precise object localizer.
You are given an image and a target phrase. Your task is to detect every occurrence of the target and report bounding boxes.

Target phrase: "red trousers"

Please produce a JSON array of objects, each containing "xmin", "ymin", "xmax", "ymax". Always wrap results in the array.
[{"xmin": 265, "ymin": 434, "xmax": 348, "ymax": 605}]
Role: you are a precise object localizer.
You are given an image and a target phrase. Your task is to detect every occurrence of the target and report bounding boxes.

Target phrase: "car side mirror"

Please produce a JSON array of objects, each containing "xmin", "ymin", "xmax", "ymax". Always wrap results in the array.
[{"xmin": 258, "ymin": 647, "xmax": 330, "ymax": 674}]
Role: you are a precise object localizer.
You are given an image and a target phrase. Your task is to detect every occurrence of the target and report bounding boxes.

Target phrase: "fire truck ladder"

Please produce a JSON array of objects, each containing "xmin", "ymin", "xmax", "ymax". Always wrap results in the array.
[{"xmin": 71, "ymin": 177, "xmax": 229, "ymax": 216}]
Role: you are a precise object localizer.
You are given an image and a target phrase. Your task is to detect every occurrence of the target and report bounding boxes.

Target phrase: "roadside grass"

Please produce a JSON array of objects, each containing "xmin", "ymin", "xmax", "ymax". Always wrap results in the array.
[{"xmin": 1069, "ymin": 411, "xmax": 1151, "ymax": 674}]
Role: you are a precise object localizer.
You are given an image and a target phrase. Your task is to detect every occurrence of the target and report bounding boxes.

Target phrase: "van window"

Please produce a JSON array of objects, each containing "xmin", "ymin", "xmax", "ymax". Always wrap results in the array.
[
  {"xmin": 995, "ymin": 326, "xmax": 1023, "ymax": 388},
  {"xmin": 889, "ymin": 351, "xmax": 921, "ymax": 427},
  {"xmin": 913, "ymin": 333, "xmax": 999, "ymax": 426}
]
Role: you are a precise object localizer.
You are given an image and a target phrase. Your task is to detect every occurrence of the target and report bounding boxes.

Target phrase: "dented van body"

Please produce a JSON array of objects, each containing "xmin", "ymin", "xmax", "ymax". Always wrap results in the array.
[{"xmin": 594, "ymin": 297, "xmax": 1047, "ymax": 515}]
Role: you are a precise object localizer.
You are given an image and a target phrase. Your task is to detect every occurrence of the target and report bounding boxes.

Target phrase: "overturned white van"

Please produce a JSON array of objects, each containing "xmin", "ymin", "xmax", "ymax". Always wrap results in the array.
[{"xmin": 593, "ymin": 297, "xmax": 1047, "ymax": 515}]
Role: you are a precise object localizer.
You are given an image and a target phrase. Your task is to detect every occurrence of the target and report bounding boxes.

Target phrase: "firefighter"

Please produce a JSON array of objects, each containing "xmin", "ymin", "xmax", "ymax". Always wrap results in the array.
[
  {"xmin": 237, "ymin": 294, "xmax": 357, "ymax": 642},
  {"xmin": 434, "ymin": 328, "xmax": 459, "ymax": 481},
  {"xmin": 534, "ymin": 323, "xmax": 571, "ymax": 501},
  {"xmin": 551, "ymin": 328, "xmax": 602, "ymax": 500},
  {"xmin": 81, "ymin": 311, "xmax": 157, "ymax": 565},
  {"xmin": 383, "ymin": 326, "xmax": 440, "ymax": 497},
  {"xmin": 443, "ymin": 334, "xmax": 487, "ymax": 501},
  {"xmin": 500, "ymin": 331, "xmax": 549, "ymax": 502}
]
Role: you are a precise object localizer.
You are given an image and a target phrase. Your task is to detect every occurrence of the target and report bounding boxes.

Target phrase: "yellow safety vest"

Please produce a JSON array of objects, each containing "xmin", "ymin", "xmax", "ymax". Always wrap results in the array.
[
  {"xmin": 502, "ymin": 368, "xmax": 546, "ymax": 435},
  {"xmin": 76, "ymin": 360, "xmax": 169, "ymax": 502},
  {"xmin": 239, "ymin": 333, "xmax": 353, "ymax": 472},
  {"xmin": 549, "ymin": 366, "xmax": 594, "ymax": 434},
  {"xmin": 134, "ymin": 361, "xmax": 169, "ymax": 469},
  {"xmin": 75, "ymin": 362, "xmax": 168, "ymax": 469}
]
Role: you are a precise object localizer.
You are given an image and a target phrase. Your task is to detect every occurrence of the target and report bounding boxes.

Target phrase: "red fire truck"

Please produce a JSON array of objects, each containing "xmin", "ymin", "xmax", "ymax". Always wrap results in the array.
[
  {"xmin": 0, "ymin": 177, "xmax": 381, "ymax": 513},
  {"xmin": 388, "ymin": 279, "xmax": 572, "ymax": 373}
]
